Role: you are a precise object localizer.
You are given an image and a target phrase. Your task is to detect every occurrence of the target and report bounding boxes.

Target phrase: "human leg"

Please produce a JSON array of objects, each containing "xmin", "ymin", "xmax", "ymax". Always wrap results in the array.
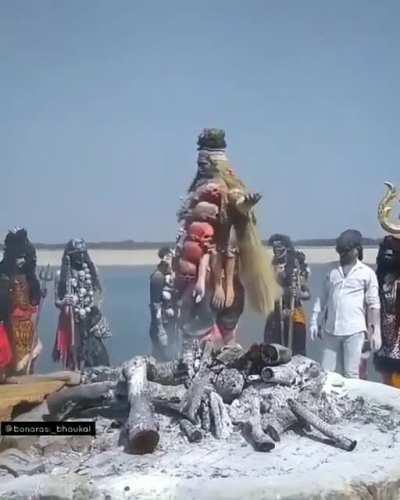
[
  {"xmin": 343, "ymin": 332, "xmax": 365, "ymax": 378},
  {"xmin": 321, "ymin": 333, "xmax": 340, "ymax": 373}
]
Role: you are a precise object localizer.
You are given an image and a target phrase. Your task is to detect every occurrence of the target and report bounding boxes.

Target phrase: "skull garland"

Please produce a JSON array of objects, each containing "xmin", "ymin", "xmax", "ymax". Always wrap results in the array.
[
  {"xmin": 187, "ymin": 222, "xmax": 215, "ymax": 252},
  {"xmin": 175, "ymin": 206, "xmax": 218, "ymax": 288}
]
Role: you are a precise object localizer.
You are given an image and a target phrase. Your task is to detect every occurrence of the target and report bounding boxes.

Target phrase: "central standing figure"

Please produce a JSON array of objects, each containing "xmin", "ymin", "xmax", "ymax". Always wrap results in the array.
[
  {"xmin": 53, "ymin": 239, "xmax": 111, "ymax": 369},
  {"xmin": 171, "ymin": 129, "xmax": 281, "ymax": 356}
]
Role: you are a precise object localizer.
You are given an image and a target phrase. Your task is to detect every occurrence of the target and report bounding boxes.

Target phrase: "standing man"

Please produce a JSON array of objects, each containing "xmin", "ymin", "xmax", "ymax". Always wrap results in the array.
[
  {"xmin": 264, "ymin": 234, "xmax": 311, "ymax": 355},
  {"xmin": 310, "ymin": 229, "xmax": 381, "ymax": 378}
]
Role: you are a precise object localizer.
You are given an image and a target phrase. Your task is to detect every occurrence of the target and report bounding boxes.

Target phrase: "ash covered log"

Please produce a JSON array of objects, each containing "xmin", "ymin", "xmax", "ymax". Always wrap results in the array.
[
  {"xmin": 262, "ymin": 343, "xmax": 292, "ymax": 366},
  {"xmin": 244, "ymin": 397, "xmax": 275, "ymax": 452},
  {"xmin": 179, "ymin": 419, "xmax": 202, "ymax": 443},
  {"xmin": 214, "ymin": 368, "xmax": 245, "ymax": 403},
  {"xmin": 209, "ymin": 391, "xmax": 232, "ymax": 439},
  {"xmin": 261, "ymin": 407, "xmax": 298, "ymax": 442},
  {"xmin": 200, "ymin": 396, "xmax": 211, "ymax": 432},
  {"xmin": 180, "ymin": 342, "xmax": 214, "ymax": 424},
  {"xmin": 123, "ymin": 357, "xmax": 159, "ymax": 454},
  {"xmin": 287, "ymin": 399, "xmax": 357, "ymax": 451},
  {"xmin": 261, "ymin": 365, "xmax": 296, "ymax": 386},
  {"xmin": 46, "ymin": 381, "xmax": 115, "ymax": 418},
  {"xmin": 288, "ymin": 355, "xmax": 321, "ymax": 379}
]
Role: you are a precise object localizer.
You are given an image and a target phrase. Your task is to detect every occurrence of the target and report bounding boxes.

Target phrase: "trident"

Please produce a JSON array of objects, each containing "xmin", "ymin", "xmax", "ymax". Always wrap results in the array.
[{"xmin": 26, "ymin": 264, "xmax": 54, "ymax": 374}]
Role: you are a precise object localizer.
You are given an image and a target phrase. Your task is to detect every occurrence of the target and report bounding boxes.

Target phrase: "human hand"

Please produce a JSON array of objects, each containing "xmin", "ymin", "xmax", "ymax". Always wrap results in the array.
[
  {"xmin": 369, "ymin": 328, "xmax": 382, "ymax": 352},
  {"xmin": 62, "ymin": 294, "xmax": 76, "ymax": 307},
  {"xmin": 309, "ymin": 322, "xmax": 322, "ymax": 341},
  {"xmin": 193, "ymin": 281, "xmax": 205, "ymax": 304},
  {"xmin": 236, "ymin": 192, "xmax": 262, "ymax": 215}
]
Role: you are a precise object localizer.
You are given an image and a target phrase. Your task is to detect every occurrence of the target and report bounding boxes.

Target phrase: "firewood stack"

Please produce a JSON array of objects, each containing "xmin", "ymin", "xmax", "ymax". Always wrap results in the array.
[{"xmin": 44, "ymin": 342, "xmax": 357, "ymax": 455}]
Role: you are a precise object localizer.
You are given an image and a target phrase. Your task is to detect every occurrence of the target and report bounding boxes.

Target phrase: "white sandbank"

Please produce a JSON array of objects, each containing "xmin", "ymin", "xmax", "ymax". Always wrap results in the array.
[{"xmin": 35, "ymin": 247, "xmax": 379, "ymax": 267}]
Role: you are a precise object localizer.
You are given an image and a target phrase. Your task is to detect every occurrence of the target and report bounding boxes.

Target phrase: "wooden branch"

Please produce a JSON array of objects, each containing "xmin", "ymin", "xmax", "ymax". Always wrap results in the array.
[
  {"xmin": 179, "ymin": 419, "xmax": 202, "ymax": 443},
  {"xmin": 46, "ymin": 382, "xmax": 115, "ymax": 418},
  {"xmin": 262, "ymin": 407, "xmax": 298, "ymax": 442},
  {"xmin": 287, "ymin": 399, "xmax": 357, "ymax": 452},
  {"xmin": 261, "ymin": 365, "xmax": 296, "ymax": 386},
  {"xmin": 199, "ymin": 396, "xmax": 211, "ymax": 432},
  {"xmin": 123, "ymin": 357, "xmax": 159, "ymax": 454},
  {"xmin": 180, "ymin": 342, "xmax": 214, "ymax": 424},
  {"xmin": 209, "ymin": 391, "xmax": 232, "ymax": 439},
  {"xmin": 244, "ymin": 397, "xmax": 275, "ymax": 452}
]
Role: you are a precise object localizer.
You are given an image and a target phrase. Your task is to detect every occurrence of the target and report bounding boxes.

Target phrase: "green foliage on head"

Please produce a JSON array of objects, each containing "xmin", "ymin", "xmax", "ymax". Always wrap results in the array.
[{"xmin": 197, "ymin": 128, "xmax": 227, "ymax": 150}]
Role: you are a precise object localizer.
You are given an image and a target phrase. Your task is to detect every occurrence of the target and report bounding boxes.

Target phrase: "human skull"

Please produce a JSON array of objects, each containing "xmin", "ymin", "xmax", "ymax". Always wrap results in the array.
[
  {"xmin": 187, "ymin": 222, "xmax": 215, "ymax": 250},
  {"xmin": 190, "ymin": 201, "xmax": 219, "ymax": 223},
  {"xmin": 177, "ymin": 259, "xmax": 197, "ymax": 282},
  {"xmin": 182, "ymin": 240, "xmax": 204, "ymax": 264},
  {"xmin": 195, "ymin": 182, "xmax": 224, "ymax": 206}
]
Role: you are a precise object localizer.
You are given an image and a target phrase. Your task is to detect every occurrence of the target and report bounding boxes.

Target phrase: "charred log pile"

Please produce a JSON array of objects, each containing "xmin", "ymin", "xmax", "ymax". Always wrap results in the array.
[{"xmin": 43, "ymin": 342, "xmax": 357, "ymax": 455}]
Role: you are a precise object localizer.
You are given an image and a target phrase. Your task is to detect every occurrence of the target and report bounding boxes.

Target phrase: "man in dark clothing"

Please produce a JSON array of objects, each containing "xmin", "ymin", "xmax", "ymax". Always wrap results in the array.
[
  {"xmin": 264, "ymin": 234, "xmax": 310, "ymax": 356},
  {"xmin": 149, "ymin": 247, "xmax": 176, "ymax": 360}
]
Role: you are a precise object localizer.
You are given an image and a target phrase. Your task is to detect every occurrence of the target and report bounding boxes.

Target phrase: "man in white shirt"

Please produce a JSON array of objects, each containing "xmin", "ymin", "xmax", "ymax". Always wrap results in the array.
[{"xmin": 310, "ymin": 229, "xmax": 382, "ymax": 378}]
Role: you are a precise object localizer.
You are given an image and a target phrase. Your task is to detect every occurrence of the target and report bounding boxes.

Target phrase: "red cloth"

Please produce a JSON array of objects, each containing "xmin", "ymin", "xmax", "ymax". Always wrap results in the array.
[
  {"xmin": 53, "ymin": 309, "xmax": 73, "ymax": 368},
  {"xmin": 0, "ymin": 323, "xmax": 12, "ymax": 370},
  {"xmin": 201, "ymin": 324, "xmax": 237, "ymax": 347}
]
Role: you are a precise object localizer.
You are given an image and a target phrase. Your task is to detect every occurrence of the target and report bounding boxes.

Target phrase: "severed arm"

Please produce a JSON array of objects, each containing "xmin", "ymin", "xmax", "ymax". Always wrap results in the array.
[
  {"xmin": 193, "ymin": 253, "xmax": 210, "ymax": 303},
  {"xmin": 211, "ymin": 252, "xmax": 225, "ymax": 309}
]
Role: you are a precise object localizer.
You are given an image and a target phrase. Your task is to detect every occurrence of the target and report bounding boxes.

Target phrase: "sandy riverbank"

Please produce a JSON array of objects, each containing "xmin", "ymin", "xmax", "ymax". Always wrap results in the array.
[{"xmin": 35, "ymin": 247, "xmax": 379, "ymax": 267}]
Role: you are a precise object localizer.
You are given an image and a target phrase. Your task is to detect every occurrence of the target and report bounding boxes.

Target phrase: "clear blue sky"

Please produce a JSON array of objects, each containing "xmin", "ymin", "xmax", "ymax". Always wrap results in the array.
[{"xmin": 1, "ymin": 0, "xmax": 399, "ymax": 243}]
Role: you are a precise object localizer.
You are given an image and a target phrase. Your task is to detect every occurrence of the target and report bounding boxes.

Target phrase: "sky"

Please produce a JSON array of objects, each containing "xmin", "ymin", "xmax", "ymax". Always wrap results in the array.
[{"xmin": 1, "ymin": 0, "xmax": 399, "ymax": 243}]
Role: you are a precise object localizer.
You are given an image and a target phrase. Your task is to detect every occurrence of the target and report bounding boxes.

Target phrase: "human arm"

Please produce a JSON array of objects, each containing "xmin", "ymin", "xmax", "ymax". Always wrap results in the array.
[
  {"xmin": 366, "ymin": 270, "xmax": 382, "ymax": 352},
  {"xmin": 309, "ymin": 272, "xmax": 330, "ymax": 340},
  {"xmin": 193, "ymin": 253, "xmax": 210, "ymax": 304}
]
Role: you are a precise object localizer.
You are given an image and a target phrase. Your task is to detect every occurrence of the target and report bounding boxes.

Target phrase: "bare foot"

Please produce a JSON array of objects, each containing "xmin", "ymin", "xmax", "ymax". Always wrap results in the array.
[{"xmin": 212, "ymin": 285, "xmax": 225, "ymax": 310}]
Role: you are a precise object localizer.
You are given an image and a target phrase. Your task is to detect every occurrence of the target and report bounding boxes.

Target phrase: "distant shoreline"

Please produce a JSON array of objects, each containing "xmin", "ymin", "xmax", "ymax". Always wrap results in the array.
[
  {"xmin": 34, "ymin": 246, "xmax": 379, "ymax": 267},
  {"xmin": 0, "ymin": 238, "xmax": 383, "ymax": 252}
]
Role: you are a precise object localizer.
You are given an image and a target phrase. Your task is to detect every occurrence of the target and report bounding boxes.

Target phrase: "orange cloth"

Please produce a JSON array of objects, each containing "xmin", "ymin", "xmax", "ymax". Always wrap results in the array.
[
  {"xmin": 10, "ymin": 275, "xmax": 37, "ymax": 368},
  {"xmin": 292, "ymin": 307, "xmax": 306, "ymax": 326},
  {"xmin": 391, "ymin": 372, "xmax": 400, "ymax": 388}
]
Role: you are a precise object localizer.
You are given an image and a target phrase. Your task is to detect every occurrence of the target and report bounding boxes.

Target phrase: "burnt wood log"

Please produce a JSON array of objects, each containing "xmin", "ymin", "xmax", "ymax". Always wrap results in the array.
[
  {"xmin": 261, "ymin": 365, "xmax": 296, "ymax": 386},
  {"xmin": 46, "ymin": 381, "xmax": 115, "ymax": 419},
  {"xmin": 287, "ymin": 399, "xmax": 357, "ymax": 451},
  {"xmin": 244, "ymin": 397, "xmax": 275, "ymax": 452},
  {"xmin": 146, "ymin": 357, "xmax": 188, "ymax": 386},
  {"xmin": 214, "ymin": 368, "xmax": 245, "ymax": 404},
  {"xmin": 179, "ymin": 419, "xmax": 202, "ymax": 443},
  {"xmin": 262, "ymin": 343, "xmax": 292, "ymax": 366},
  {"xmin": 123, "ymin": 357, "xmax": 159, "ymax": 454},
  {"xmin": 261, "ymin": 407, "xmax": 298, "ymax": 442},
  {"xmin": 180, "ymin": 342, "xmax": 214, "ymax": 424},
  {"xmin": 199, "ymin": 396, "xmax": 211, "ymax": 432},
  {"xmin": 287, "ymin": 355, "xmax": 321, "ymax": 379},
  {"xmin": 209, "ymin": 391, "xmax": 232, "ymax": 439}
]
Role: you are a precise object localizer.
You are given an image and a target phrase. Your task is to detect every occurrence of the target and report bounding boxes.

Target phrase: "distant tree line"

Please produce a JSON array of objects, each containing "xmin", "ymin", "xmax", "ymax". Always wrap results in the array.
[{"xmin": 0, "ymin": 238, "xmax": 382, "ymax": 251}]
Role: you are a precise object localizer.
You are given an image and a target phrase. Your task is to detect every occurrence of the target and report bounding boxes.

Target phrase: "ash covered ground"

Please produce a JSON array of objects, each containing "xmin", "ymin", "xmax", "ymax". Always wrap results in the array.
[{"xmin": 1, "ymin": 375, "xmax": 400, "ymax": 500}]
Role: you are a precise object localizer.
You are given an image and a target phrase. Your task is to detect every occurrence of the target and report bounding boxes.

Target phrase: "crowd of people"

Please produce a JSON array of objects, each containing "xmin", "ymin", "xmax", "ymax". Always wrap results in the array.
[{"xmin": 0, "ymin": 129, "xmax": 399, "ymax": 391}]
